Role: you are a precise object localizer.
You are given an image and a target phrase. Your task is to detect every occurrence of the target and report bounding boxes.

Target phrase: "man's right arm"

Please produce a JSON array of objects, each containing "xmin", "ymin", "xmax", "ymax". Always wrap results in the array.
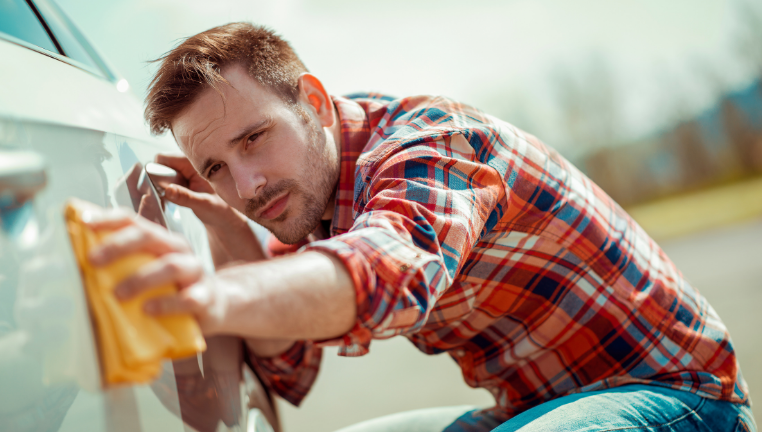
[
  {"xmin": 155, "ymin": 154, "xmax": 267, "ymax": 268},
  {"xmin": 153, "ymin": 154, "xmax": 291, "ymax": 358}
]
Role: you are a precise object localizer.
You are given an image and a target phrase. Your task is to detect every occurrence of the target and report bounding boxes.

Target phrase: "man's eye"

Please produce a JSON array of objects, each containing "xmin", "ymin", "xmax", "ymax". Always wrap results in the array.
[
  {"xmin": 209, "ymin": 163, "xmax": 222, "ymax": 177},
  {"xmin": 247, "ymin": 132, "xmax": 262, "ymax": 145}
]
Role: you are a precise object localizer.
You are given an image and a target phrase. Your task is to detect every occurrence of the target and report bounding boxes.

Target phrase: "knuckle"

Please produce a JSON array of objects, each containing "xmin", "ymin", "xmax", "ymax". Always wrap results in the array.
[
  {"xmin": 178, "ymin": 292, "xmax": 201, "ymax": 312},
  {"xmin": 170, "ymin": 232, "xmax": 192, "ymax": 252},
  {"xmin": 108, "ymin": 230, "xmax": 139, "ymax": 253},
  {"xmin": 164, "ymin": 257, "xmax": 184, "ymax": 275},
  {"xmin": 160, "ymin": 295, "xmax": 184, "ymax": 314}
]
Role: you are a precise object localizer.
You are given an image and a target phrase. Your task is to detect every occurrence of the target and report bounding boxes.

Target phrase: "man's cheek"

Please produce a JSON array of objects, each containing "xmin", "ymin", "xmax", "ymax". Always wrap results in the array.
[{"xmin": 212, "ymin": 182, "xmax": 243, "ymax": 212}]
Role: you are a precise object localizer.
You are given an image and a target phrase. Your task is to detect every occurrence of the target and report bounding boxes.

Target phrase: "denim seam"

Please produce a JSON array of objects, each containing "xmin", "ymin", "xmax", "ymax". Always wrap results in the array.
[
  {"xmin": 595, "ymin": 396, "xmax": 708, "ymax": 432},
  {"xmin": 735, "ymin": 414, "xmax": 752, "ymax": 432}
]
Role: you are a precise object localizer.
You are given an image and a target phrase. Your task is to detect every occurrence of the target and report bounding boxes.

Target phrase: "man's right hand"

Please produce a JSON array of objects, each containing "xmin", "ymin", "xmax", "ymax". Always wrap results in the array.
[
  {"xmin": 154, "ymin": 154, "xmax": 266, "ymax": 265},
  {"xmin": 155, "ymin": 154, "xmax": 234, "ymax": 230}
]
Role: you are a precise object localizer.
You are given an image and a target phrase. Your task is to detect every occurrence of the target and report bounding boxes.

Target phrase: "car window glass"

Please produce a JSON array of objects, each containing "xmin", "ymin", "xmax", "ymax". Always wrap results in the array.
[
  {"xmin": 0, "ymin": 0, "xmax": 59, "ymax": 54},
  {"xmin": 30, "ymin": 0, "xmax": 104, "ymax": 76}
]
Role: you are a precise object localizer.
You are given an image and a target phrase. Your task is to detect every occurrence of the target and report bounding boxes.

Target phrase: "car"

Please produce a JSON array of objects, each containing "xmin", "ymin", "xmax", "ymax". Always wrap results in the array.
[{"xmin": 0, "ymin": 1, "xmax": 279, "ymax": 431}]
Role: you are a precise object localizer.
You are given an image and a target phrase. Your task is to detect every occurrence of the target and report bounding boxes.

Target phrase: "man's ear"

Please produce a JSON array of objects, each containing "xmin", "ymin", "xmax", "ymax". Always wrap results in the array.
[{"xmin": 297, "ymin": 73, "xmax": 335, "ymax": 128}]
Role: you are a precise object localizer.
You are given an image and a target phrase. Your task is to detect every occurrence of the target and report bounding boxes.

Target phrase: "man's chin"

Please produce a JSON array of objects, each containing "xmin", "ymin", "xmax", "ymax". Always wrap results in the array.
[
  {"xmin": 258, "ymin": 217, "xmax": 313, "ymax": 245},
  {"xmin": 269, "ymin": 228, "xmax": 310, "ymax": 245}
]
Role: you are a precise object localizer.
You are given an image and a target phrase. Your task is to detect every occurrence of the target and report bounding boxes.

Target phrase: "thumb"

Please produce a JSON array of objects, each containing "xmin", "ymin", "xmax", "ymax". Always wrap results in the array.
[{"xmin": 164, "ymin": 184, "xmax": 230, "ymax": 225}]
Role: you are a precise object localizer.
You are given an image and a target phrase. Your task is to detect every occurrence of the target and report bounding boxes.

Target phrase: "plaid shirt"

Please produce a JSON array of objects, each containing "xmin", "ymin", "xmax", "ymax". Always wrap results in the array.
[{"xmin": 249, "ymin": 94, "xmax": 748, "ymax": 425}]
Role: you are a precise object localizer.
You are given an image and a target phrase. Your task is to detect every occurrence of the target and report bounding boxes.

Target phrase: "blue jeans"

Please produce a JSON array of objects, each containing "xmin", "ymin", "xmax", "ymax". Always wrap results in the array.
[
  {"xmin": 335, "ymin": 385, "xmax": 756, "ymax": 432},
  {"xmin": 484, "ymin": 385, "xmax": 755, "ymax": 432}
]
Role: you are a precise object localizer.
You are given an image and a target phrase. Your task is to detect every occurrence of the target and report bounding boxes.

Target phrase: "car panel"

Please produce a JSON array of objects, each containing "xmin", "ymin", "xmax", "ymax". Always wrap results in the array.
[
  {"xmin": 0, "ymin": 6, "xmax": 212, "ymax": 430},
  {"xmin": 0, "ymin": 0, "xmax": 278, "ymax": 429},
  {"xmin": 0, "ymin": 116, "xmax": 219, "ymax": 431},
  {"xmin": 0, "ymin": 38, "xmax": 163, "ymax": 143}
]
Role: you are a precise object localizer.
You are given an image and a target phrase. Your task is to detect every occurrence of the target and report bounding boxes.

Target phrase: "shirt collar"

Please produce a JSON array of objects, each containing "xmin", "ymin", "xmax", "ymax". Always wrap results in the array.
[{"xmin": 329, "ymin": 95, "xmax": 371, "ymax": 236}]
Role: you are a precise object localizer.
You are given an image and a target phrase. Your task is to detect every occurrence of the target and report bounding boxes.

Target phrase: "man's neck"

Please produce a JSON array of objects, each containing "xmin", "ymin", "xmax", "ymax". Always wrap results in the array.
[
  {"xmin": 319, "ymin": 101, "xmax": 342, "ymax": 224},
  {"xmin": 331, "ymin": 101, "xmax": 343, "ymax": 156}
]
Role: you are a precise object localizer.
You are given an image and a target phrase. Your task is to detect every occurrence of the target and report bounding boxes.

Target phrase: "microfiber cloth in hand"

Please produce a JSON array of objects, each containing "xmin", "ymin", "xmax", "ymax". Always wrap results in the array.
[{"xmin": 65, "ymin": 199, "xmax": 206, "ymax": 385}]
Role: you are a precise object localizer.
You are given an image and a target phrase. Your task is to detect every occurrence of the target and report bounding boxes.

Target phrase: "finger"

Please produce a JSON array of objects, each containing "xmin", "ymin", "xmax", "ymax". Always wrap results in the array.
[
  {"xmin": 115, "ymin": 253, "xmax": 203, "ymax": 300},
  {"xmin": 127, "ymin": 162, "xmax": 143, "ymax": 183},
  {"xmin": 165, "ymin": 185, "xmax": 231, "ymax": 224},
  {"xmin": 137, "ymin": 192, "xmax": 164, "ymax": 224},
  {"xmin": 155, "ymin": 154, "xmax": 197, "ymax": 179},
  {"xmin": 155, "ymin": 153, "xmax": 187, "ymax": 167},
  {"xmin": 143, "ymin": 292, "xmax": 203, "ymax": 317},
  {"xmin": 164, "ymin": 184, "xmax": 211, "ymax": 208},
  {"xmin": 89, "ymin": 223, "xmax": 190, "ymax": 265}
]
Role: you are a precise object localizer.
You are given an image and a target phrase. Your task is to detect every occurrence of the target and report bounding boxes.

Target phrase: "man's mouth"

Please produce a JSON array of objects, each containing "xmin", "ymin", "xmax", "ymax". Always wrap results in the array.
[{"xmin": 259, "ymin": 192, "xmax": 290, "ymax": 220}]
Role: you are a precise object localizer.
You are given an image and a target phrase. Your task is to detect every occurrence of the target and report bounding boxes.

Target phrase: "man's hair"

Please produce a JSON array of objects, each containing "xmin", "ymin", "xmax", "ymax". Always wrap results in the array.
[{"xmin": 144, "ymin": 22, "xmax": 308, "ymax": 135}]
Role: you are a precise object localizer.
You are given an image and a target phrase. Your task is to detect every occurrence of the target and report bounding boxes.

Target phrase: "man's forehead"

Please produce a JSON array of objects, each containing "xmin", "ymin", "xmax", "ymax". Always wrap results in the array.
[
  {"xmin": 171, "ymin": 88, "xmax": 225, "ymax": 140},
  {"xmin": 170, "ymin": 66, "xmax": 289, "ymax": 168}
]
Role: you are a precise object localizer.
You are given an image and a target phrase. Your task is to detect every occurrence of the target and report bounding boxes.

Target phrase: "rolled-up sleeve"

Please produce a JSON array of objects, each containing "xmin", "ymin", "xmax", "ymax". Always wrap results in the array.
[
  {"xmin": 246, "ymin": 340, "xmax": 322, "ymax": 407},
  {"xmin": 304, "ymin": 137, "xmax": 506, "ymax": 356}
]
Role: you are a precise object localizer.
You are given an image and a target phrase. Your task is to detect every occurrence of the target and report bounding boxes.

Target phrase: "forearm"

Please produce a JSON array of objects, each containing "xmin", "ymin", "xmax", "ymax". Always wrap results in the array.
[
  {"xmin": 206, "ymin": 218, "xmax": 266, "ymax": 269},
  {"xmin": 209, "ymin": 251, "xmax": 356, "ymax": 341}
]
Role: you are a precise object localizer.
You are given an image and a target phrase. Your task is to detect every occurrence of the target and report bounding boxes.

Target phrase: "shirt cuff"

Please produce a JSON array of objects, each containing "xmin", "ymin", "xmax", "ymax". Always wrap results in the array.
[
  {"xmin": 245, "ymin": 340, "xmax": 322, "ymax": 407},
  {"xmin": 304, "ymin": 227, "xmax": 440, "ymax": 357}
]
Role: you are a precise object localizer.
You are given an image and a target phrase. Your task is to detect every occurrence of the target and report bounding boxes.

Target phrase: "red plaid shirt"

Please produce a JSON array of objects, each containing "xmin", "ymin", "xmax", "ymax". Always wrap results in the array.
[{"xmin": 249, "ymin": 94, "xmax": 748, "ymax": 423}]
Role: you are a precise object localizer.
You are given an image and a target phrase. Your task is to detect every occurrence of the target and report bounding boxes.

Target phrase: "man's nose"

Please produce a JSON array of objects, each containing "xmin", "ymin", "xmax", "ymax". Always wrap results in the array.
[{"xmin": 230, "ymin": 164, "xmax": 266, "ymax": 200}]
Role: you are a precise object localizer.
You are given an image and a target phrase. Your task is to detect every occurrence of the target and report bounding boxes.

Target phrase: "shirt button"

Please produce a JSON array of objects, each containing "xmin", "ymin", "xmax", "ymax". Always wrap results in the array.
[
  {"xmin": 455, "ymin": 348, "xmax": 466, "ymax": 357},
  {"xmin": 399, "ymin": 264, "xmax": 411, "ymax": 272}
]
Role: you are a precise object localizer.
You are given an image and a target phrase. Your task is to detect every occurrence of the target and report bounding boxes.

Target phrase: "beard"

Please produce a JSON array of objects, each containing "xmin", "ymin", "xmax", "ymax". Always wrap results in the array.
[{"xmin": 244, "ymin": 106, "xmax": 339, "ymax": 244}]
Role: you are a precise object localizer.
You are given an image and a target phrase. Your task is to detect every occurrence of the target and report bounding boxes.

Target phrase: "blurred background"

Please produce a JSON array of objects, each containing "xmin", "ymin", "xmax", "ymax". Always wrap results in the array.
[{"xmin": 54, "ymin": 0, "xmax": 762, "ymax": 430}]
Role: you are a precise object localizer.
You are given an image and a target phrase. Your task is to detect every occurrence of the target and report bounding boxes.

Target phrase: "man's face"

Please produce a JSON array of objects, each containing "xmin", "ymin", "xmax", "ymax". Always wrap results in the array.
[{"xmin": 171, "ymin": 65, "xmax": 339, "ymax": 244}]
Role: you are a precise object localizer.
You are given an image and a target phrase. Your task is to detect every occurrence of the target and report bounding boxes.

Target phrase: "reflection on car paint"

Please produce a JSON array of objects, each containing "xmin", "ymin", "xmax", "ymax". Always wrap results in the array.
[{"xmin": 0, "ymin": 198, "xmax": 34, "ymax": 237}]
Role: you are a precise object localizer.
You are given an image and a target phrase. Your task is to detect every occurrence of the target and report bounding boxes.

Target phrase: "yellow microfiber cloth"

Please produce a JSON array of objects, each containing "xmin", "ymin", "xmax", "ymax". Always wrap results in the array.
[{"xmin": 64, "ymin": 199, "xmax": 206, "ymax": 386}]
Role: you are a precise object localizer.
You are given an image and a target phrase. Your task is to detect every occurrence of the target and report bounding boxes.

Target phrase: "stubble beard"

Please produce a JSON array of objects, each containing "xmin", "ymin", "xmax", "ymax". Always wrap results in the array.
[{"xmin": 245, "ymin": 108, "xmax": 339, "ymax": 244}]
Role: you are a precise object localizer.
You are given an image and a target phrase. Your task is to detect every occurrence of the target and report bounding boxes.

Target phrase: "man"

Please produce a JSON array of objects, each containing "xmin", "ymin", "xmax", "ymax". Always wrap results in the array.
[{"xmin": 85, "ymin": 23, "xmax": 753, "ymax": 431}]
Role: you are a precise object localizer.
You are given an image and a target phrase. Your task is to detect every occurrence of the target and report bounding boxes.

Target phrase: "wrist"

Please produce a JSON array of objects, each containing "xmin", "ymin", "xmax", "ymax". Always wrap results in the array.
[
  {"xmin": 206, "ymin": 214, "xmax": 265, "ymax": 266},
  {"xmin": 205, "ymin": 207, "xmax": 250, "ymax": 239}
]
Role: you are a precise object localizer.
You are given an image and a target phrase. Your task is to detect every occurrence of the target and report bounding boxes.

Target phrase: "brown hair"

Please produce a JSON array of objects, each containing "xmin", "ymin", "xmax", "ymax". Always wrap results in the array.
[{"xmin": 144, "ymin": 22, "xmax": 308, "ymax": 135}]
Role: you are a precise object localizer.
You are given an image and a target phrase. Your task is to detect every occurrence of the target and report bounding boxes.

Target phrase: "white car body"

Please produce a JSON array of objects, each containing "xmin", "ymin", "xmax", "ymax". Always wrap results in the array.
[{"xmin": 0, "ymin": 1, "xmax": 270, "ymax": 431}]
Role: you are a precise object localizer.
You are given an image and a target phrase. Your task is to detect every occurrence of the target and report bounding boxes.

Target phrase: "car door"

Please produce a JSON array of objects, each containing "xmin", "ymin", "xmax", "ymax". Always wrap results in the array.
[{"xmin": 0, "ymin": 1, "xmax": 253, "ymax": 431}]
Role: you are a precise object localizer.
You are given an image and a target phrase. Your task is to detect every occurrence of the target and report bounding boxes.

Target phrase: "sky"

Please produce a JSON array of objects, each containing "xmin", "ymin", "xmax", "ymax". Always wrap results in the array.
[{"xmin": 56, "ymin": 0, "xmax": 761, "ymax": 156}]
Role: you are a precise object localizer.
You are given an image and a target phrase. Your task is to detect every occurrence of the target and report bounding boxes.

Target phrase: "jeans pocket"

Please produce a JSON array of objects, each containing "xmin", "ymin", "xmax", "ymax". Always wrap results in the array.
[{"xmin": 734, "ymin": 410, "xmax": 757, "ymax": 432}]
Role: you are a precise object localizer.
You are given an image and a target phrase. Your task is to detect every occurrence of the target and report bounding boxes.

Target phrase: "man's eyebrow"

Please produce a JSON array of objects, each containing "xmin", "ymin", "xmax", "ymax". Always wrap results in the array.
[
  {"xmin": 228, "ymin": 118, "xmax": 272, "ymax": 147},
  {"xmin": 197, "ymin": 157, "xmax": 215, "ymax": 176},
  {"xmin": 196, "ymin": 118, "xmax": 272, "ymax": 175}
]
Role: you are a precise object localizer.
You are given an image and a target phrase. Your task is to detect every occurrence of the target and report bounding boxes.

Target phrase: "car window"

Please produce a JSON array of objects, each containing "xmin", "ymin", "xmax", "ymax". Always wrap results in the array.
[
  {"xmin": 30, "ymin": 0, "xmax": 110, "ymax": 79},
  {"xmin": 0, "ymin": 0, "xmax": 59, "ymax": 54}
]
